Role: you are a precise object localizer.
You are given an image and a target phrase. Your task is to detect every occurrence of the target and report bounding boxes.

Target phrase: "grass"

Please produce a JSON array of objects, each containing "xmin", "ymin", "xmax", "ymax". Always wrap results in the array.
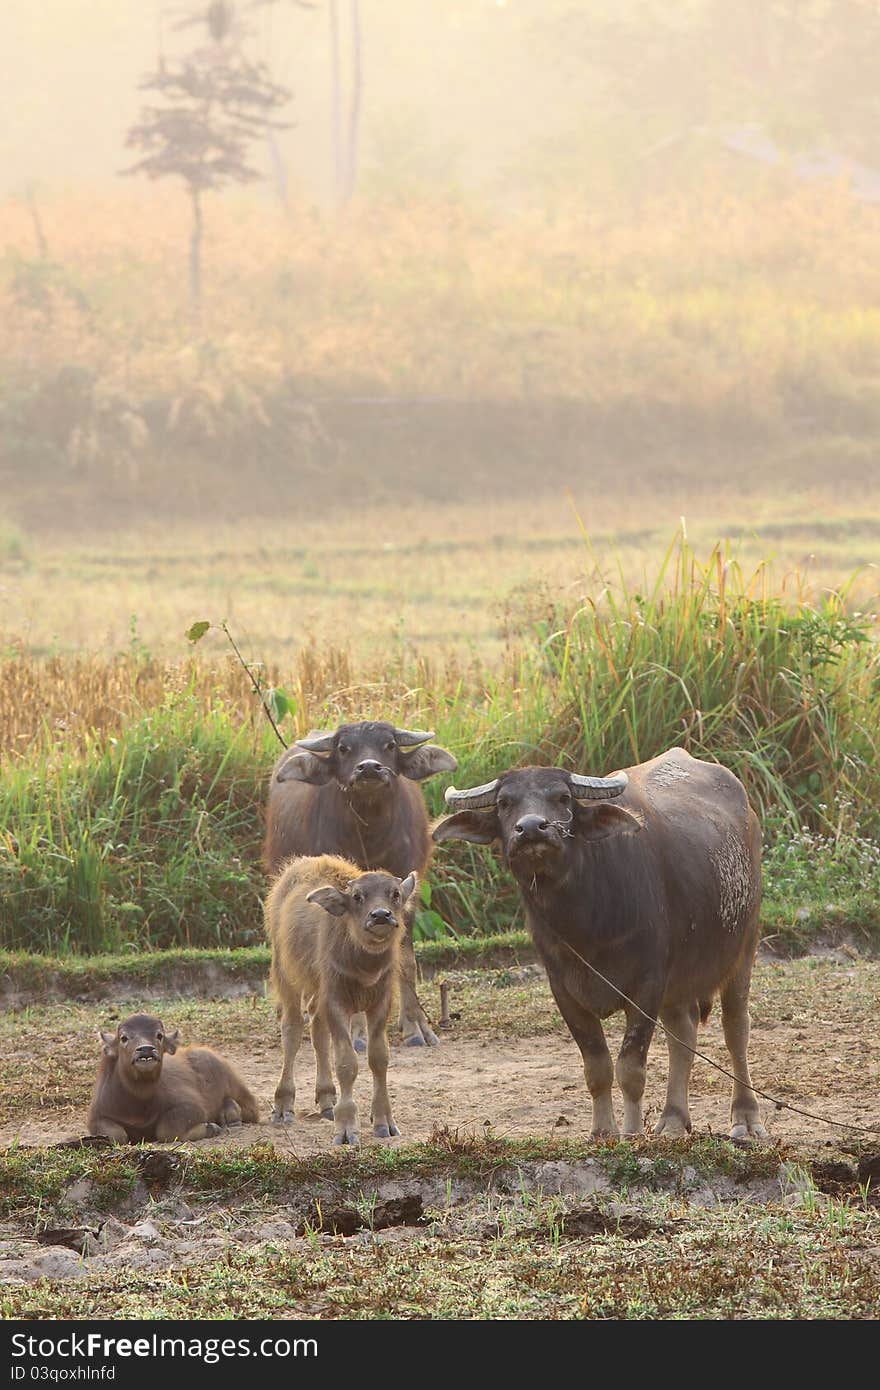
[{"xmin": 2, "ymin": 532, "xmax": 880, "ymax": 954}]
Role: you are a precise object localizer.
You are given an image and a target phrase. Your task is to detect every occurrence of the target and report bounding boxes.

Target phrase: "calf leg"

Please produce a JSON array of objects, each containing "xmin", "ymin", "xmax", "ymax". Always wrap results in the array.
[
  {"xmin": 549, "ymin": 974, "xmax": 617, "ymax": 1137},
  {"xmin": 222, "ymin": 1097, "xmax": 243, "ymax": 1127},
  {"xmin": 397, "ymin": 930, "xmax": 439, "ymax": 1047},
  {"xmin": 88, "ymin": 1118, "xmax": 129, "ymax": 1142},
  {"xmin": 721, "ymin": 958, "xmax": 768, "ymax": 1141},
  {"xmin": 310, "ymin": 1009, "xmax": 337, "ymax": 1119},
  {"xmin": 326, "ymin": 1009, "xmax": 360, "ymax": 1146},
  {"xmin": 155, "ymin": 1107, "xmax": 220, "ymax": 1142},
  {"xmin": 616, "ymin": 1007, "xmax": 656, "ymax": 1138},
  {"xmin": 366, "ymin": 1004, "xmax": 399, "ymax": 1139},
  {"xmin": 655, "ymin": 1001, "xmax": 700, "ymax": 1138},
  {"xmin": 272, "ymin": 992, "xmax": 303, "ymax": 1124}
]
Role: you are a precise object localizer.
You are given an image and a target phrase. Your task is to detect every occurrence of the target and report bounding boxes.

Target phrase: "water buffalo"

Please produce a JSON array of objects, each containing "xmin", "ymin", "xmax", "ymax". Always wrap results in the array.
[
  {"xmin": 264, "ymin": 720, "xmax": 457, "ymax": 1047},
  {"xmin": 88, "ymin": 1012, "xmax": 259, "ymax": 1142},
  {"xmin": 433, "ymin": 747, "xmax": 767, "ymax": 1141},
  {"xmin": 265, "ymin": 854, "xmax": 417, "ymax": 1145}
]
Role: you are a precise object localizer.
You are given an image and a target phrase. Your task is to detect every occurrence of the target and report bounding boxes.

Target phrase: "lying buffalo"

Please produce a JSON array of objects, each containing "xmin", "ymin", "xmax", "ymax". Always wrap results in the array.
[
  {"xmin": 433, "ymin": 747, "xmax": 766, "ymax": 1141},
  {"xmin": 265, "ymin": 720, "xmax": 457, "ymax": 1046},
  {"xmin": 88, "ymin": 1013, "xmax": 259, "ymax": 1142}
]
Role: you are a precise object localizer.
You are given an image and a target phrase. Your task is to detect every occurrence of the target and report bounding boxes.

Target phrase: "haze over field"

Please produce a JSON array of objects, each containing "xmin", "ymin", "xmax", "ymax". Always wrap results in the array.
[{"xmin": 2, "ymin": 1, "xmax": 880, "ymax": 655}]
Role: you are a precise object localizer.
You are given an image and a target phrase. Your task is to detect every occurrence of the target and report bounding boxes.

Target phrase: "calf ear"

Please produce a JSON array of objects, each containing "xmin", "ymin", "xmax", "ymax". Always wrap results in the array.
[
  {"xmin": 99, "ymin": 1030, "xmax": 119, "ymax": 1058},
  {"xmin": 432, "ymin": 810, "xmax": 499, "ymax": 845},
  {"xmin": 399, "ymin": 871, "xmax": 418, "ymax": 903},
  {"xmin": 400, "ymin": 744, "xmax": 458, "ymax": 782},
  {"xmin": 306, "ymin": 885, "xmax": 350, "ymax": 917},
  {"xmin": 163, "ymin": 1029, "xmax": 180, "ymax": 1055},
  {"xmin": 577, "ymin": 804, "xmax": 644, "ymax": 842},
  {"xmin": 275, "ymin": 751, "xmax": 335, "ymax": 786}
]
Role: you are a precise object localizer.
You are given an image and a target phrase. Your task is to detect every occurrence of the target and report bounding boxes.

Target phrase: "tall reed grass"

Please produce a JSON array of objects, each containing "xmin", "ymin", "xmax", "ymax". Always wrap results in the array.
[{"xmin": 1, "ymin": 537, "xmax": 878, "ymax": 952}]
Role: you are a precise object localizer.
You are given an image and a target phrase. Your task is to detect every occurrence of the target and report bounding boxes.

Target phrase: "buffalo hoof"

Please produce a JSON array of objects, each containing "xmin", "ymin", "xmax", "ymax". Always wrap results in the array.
[
  {"xmin": 333, "ymin": 1129, "xmax": 360, "ymax": 1147},
  {"xmin": 654, "ymin": 1112, "xmax": 691, "ymax": 1139},
  {"xmin": 271, "ymin": 1108, "xmax": 295, "ymax": 1125},
  {"xmin": 590, "ymin": 1126, "xmax": 620, "ymax": 1140},
  {"xmin": 730, "ymin": 1118, "xmax": 769, "ymax": 1143},
  {"xmin": 204, "ymin": 1123, "xmax": 222, "ymax": 1137},
  {"xmin": 372, "ymin": 1123, "xmax": 400, "ymax": 1139},
  {"xmin": 353, "ymin": 1037, "xmax": 367, "ymax": 1054},
  {"xmin": 403, "ymin": 1033, "xmax": 426, "ymax": 1047},
  {"xmin": 320, "ymin": 1107, "xmax": 335, "ymax": 1121}
]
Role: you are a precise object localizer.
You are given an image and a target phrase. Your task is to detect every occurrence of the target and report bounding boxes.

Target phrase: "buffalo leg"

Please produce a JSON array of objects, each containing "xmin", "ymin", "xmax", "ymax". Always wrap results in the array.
[
  {"xmin": 720, "ymin": 960, "xmax": 768, "ymax": 1141},
  {"xmin": 655, "ymin": 1001, "xmax": 700, "ymax": 1137},
  {"xmin": 326, "ymin": 1008, "xmax": 360, "ymax": 1146},
  {"xmin": 350, "ymin": 1011, "xmax": 368, "ymax": 1054},
  {"xmin": 156, "ymin": 1107, "xmax": 220, "ymax": 1142},
  {"xmin": 222, "ymin": 1097, "xmax": 243, "ymax": 1127},
  {"xmin": 549, "ymin": 975, "xmax": 617, "ymax": 1137},
  {"xmin": 88, "ymin": 1118, "xmax": 130, "ymax": 1142},
  {"xmin": 366, "ymin": 1003, "xmax": 399, "ymax": 1139},
  {"xmin": 616, "ymin": 1005, "xmax": 657, "ymax": 1137},
  {"xmin": 310, "ymin": 1008, "xmax": 337, "ymax": 1119},
  {"xmin": 272, "ymin": 992, "xmax": 303, "ymax": 1124},
  {"xmin": 397, "ymin": 929, "xmax": 439, "ymax": 1046}
]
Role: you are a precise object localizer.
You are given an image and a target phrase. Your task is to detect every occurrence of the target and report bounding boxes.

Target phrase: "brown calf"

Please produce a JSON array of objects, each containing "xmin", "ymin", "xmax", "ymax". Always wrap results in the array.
[
  {"xmin": 88, "ymin": 1012, "xmax": 259, "ymax": 1143},
  {"xmin": 265, "ymin": 854, "xmax": 416, "ymax": 1146}
]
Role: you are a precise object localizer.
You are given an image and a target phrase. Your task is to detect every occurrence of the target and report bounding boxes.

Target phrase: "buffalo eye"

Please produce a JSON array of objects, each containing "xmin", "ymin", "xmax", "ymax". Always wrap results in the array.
[
  {"xmin": 120, "ymin": 1034, "xmax": 128, "ymax": 1044},
  {"xmin": 156, "ymin": 1031, "xmax": 163, "ymax": 1041},
  {"xmin": 391, "ymin": 889, "xmax": 401, "ymax": 903},
  {"xmin": 557, "ymin": 790, "xmax": 572, "ymax": 804},
  {"xmin": 338, "ymin": 742, "xmax": 350, "ymax": 755},
  {"xmin": 352, "ymin": 890, "xmax": 363, "ymax": 904},
  {"xmin": 497, "ymin": 795, "xmax": 512, "ymax": 812},
  {"xmin": 384, "ymin": 739, "xmax": 395, "ymax": 751}
]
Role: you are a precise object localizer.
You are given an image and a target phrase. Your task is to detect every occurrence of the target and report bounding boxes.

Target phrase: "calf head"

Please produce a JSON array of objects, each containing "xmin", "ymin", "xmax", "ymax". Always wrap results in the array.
[
  {"xmin": 274, "ymin": 721, "xmax": 457, "ymax": 806},
  {"xmin": 307, "ymin": 870, "xmax": 418, "ymax": 953},
  {"xmin": 433, "ymin": 767, "xmax": 642, "ymax": 883},
  {"xmin": 99, "ymin": 1013, "xmax": 180, "ymax": 1084}
]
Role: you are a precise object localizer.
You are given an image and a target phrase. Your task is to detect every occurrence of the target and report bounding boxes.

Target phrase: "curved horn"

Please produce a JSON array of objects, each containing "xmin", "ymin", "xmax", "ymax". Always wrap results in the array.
[
  {"xmin": 443, "ymin": 779, "xmax": 500, "ymax": 811},
  {"xmin": 569, "ymin": 770, "xmax": 629, "ymax": 801},
  {"xmin": 294, "ymin": 730, "xmax": 336, "ymax": 754},
  {"xmin": 393, "ymin": 728, "xmax": 435, "ymax": 747}
]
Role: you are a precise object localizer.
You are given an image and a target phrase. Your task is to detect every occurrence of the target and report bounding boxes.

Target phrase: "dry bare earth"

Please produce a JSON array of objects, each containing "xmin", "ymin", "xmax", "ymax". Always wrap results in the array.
[{"xmin": 3, "ymin": 955, "xmax": 879, "ymax": 1153}]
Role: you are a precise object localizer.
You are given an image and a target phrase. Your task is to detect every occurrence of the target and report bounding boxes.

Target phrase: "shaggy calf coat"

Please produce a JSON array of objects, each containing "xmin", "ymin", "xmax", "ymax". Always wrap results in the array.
[{"xmin": 265, "ymin": 854, "xmax": 416, "ymax": 1146}]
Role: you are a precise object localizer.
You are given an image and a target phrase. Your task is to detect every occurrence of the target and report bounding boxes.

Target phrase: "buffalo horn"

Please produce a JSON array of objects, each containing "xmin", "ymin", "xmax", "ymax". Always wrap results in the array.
[
  {"xmin": 569, "ymin": 771, "xmax": 629, "ymax": 801},
  {"xmin": 443, "ymin": 779, "xmax": 500, "ymax": 811},
  {"xmin": 393, "ymin": 728, "xmax": 435, "ymax": 747},
  {"xmin": 294, "ymin": 730, "xmax": 336, "ymax": 754}
]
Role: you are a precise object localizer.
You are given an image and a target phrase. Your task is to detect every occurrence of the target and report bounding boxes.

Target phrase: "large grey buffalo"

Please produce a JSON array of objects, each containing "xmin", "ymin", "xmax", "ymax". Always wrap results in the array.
[
  {"xmin": 433, "ymin": 747, "xmax": 767, "ymax": 1141},
  {"xmin": 265, "ymin": 720, "xmax": 457, "ymax": 1047}
]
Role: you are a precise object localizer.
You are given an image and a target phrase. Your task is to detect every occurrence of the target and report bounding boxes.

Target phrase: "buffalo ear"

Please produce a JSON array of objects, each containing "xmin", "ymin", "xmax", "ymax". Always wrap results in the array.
[
  {"xmin": 99, "ymin": 1029, "xmax": 119, "ymax": 1058},
  {"xmin": 432, "ymin": 810, "xmax": 499, "ymax": 845},
  {"xmin": 576, "ymin": 804, "xmax": 644, "ymax": 842},
  {"xmin": 275, "ymin": 751, "xmax": 335, "ymax": 786},
  {"xmin": 163, "ymin": 1029, "xmax": 180, "ymax": 1055},
  {"xmin": 306, "ymin": 885, "xmax": 350, "ymax": 917},
  {"xmin": 399, "ymin": 871, "xmax": 418, "ymax": 903},
  {"xmin": 400, "ymin": 744, "xmax": 458, "ymax": 782}
]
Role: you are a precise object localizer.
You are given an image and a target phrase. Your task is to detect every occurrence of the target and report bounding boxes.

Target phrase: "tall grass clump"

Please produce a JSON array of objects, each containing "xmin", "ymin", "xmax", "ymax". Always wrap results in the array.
[{"xmin": 1, "ymin": 535, "xmax": 878, "ymax": 952}]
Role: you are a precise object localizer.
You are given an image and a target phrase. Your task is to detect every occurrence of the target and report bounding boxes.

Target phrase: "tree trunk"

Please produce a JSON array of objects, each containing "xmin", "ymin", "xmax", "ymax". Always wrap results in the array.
[
  {"xmin": 343, "ymin": 0, "xmax": 363, "ymax": 204},
  {"xmin": 329, "ymin": 0, "xmax": 344, "ymax": 205},
  {"xmin": 189, "ymin": 186, "xmax": 203, "ymax": 322}
]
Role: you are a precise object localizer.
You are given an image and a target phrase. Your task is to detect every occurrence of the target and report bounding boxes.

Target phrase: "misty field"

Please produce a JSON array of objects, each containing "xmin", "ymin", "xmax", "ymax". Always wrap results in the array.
[{"xmin": 5, "ymin": 0, "xmax": 880, "ymax": 1321}]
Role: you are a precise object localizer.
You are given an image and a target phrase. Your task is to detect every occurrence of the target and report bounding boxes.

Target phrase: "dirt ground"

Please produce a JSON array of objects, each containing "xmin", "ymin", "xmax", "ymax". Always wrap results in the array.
[{"xmin": 3, "ymin": 954, "xmax": 879, "ymax": 1154}]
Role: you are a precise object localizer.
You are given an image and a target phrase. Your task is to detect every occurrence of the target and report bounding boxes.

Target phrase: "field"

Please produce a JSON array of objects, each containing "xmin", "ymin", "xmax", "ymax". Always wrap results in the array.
[
  {"xmin": 4, "ymin": 171, "xmax": 880, "ymax": 1320},
  {"xmin": 2, "ymin": 954, "xmax": 880, "ymax": 1318}
]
